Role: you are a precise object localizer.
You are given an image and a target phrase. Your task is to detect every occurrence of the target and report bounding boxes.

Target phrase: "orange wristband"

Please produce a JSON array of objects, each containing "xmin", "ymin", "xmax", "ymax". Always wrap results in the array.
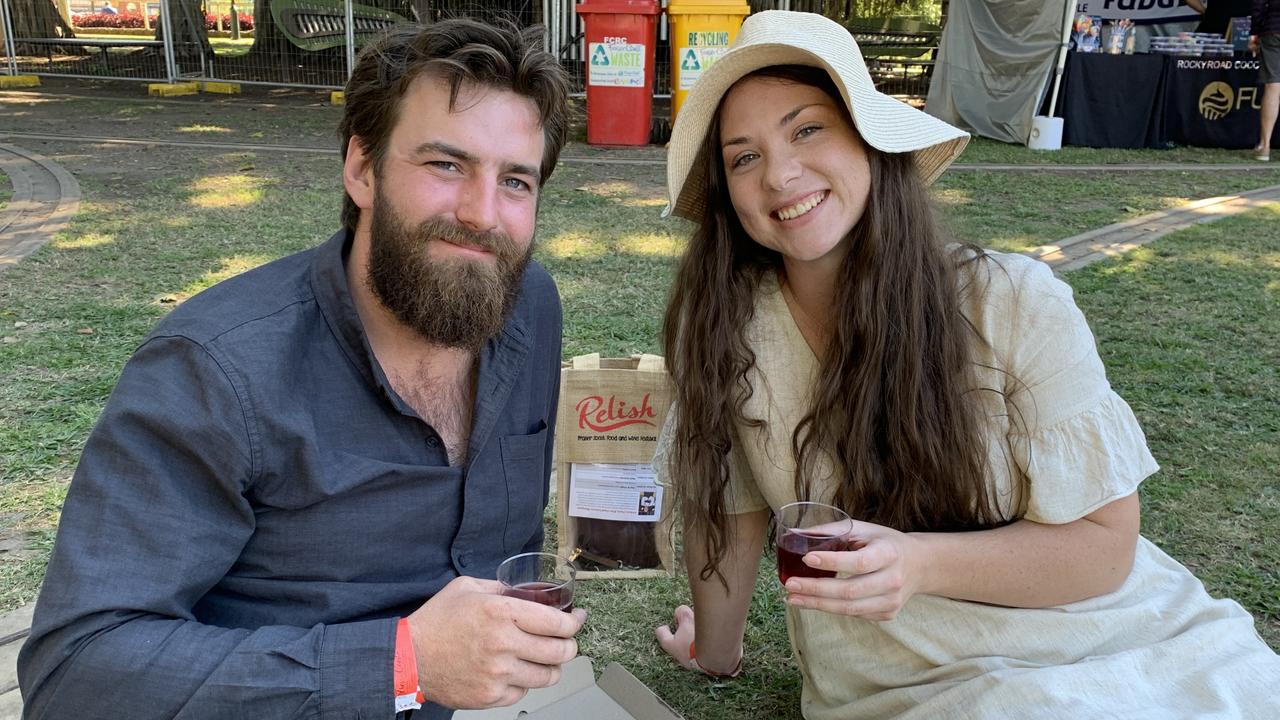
[
  {"xmin": 689, "ymin": 640, "xmax": 742, "ymax": 678},
  {"xmin": 394, "ymin": 618, "xmax": 425, "ymax": 709}
]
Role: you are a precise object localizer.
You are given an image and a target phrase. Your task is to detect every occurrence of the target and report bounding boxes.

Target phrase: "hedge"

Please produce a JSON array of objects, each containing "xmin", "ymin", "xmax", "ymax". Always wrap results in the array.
[{"xmin": 74, "ymin": 11, "xmax": 254, "ymax": 30}]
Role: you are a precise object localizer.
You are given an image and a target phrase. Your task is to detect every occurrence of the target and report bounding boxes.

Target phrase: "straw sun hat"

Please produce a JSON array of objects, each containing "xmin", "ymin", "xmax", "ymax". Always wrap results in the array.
[{"xmin": 664, "ymin": 10, "xmax": 970, "ymax": 221}]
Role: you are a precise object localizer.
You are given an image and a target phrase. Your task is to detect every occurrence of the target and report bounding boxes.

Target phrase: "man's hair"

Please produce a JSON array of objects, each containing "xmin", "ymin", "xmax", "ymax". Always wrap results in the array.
[{"xmin": 338, "ymin": 19, "xmax": 571, "ymax": 232}]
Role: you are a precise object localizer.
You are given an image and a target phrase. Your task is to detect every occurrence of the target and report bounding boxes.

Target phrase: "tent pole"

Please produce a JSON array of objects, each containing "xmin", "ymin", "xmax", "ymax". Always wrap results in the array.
[{"xmin": 1047, "ymin": 0, "xmax": 1075, "ymax": 117}]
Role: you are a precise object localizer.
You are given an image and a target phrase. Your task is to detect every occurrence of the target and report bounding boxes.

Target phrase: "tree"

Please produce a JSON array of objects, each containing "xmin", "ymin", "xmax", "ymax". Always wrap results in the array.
[
  {"xmin": 154, "ymin": 0, "xmax": 212, "ymax": 59},
  {"xmin": 7, "ymin": 0, "xmax": 77, "ymax": 54}
]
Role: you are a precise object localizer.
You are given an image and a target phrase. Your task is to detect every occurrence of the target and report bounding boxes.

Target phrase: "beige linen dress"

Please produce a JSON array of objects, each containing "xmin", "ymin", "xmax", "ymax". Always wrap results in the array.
[{"xmin": 657, "ymin": 250, "xmax": 1280, "ymax": 719}]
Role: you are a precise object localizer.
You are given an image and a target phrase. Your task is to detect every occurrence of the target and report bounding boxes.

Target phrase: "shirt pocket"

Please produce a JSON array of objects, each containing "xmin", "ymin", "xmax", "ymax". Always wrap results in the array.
[{"xmin": 500, "ymin": 421, "xmax": 549, "ymax": 553}]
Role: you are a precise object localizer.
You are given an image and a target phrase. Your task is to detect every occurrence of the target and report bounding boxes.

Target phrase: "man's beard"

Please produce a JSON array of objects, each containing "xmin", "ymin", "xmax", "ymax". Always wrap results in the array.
[{"xmin": 366, "ymin": 194, "xmax": 533, "ymax": 351}]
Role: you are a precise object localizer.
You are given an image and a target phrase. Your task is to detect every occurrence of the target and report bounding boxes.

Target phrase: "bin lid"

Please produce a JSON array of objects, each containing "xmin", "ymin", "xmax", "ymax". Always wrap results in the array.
[
  {"xmin": 666, "ymin": 1, "xmax": 751, "ymax": 14},
  {"xmin": 575, "ymin": 0, "xmax": 662, "ymax": 14}
]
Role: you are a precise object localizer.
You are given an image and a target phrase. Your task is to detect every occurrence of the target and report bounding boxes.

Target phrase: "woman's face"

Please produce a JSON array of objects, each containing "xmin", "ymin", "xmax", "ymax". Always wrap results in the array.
[{"xmin": 717, "ymin": 75, "xmax": 871, "ymax": 273}]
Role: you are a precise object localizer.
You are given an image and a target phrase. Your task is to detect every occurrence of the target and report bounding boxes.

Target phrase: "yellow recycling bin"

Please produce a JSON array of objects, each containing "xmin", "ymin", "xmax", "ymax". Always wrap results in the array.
[{"xmin": 667, "ymin": 0, "xmax": 751, "ymax": 123}]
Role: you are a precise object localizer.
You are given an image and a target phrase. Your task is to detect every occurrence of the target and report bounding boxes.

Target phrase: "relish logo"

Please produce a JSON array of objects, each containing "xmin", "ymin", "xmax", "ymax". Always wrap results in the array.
[{"xmin": 576, "ymin": 394, "xmax": 656, "ymax": 432}]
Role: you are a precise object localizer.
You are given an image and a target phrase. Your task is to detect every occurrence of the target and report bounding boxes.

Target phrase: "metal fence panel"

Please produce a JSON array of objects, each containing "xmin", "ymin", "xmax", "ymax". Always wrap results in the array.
[
  {"xmin": 1, "ymin": 0, "xmax": 932, "ymax": 99},
  {"xmin": 1, "ymin": 0, "xmax": 171, "ymax": 82}
]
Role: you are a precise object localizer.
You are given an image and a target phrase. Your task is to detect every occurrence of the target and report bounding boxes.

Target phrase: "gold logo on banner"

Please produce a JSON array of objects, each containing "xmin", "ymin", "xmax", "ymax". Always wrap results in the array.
[{"xmin": 1198, "ymin": 82, "xmax": 1233, "ymax": 120}]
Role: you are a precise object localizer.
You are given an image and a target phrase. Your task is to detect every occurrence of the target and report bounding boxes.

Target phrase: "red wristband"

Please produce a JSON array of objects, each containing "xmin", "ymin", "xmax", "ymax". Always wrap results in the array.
[
  {"xmin": 689, "ymin": 640, "xmax": 742, "ymax": 678},
  {"xmin": 394, "ymin": 618, "xmax": 425, "ymax": 709}
]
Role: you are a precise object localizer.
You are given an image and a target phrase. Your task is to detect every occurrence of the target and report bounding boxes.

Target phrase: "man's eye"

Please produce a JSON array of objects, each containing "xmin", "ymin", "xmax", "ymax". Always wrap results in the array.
[
  {"xmin": 428, "ymin": 161, "xmax": 459, "ymax": 172},
  {"xmin": 503, "ymin": 178, "xmax": 532, "ymax": 191}
]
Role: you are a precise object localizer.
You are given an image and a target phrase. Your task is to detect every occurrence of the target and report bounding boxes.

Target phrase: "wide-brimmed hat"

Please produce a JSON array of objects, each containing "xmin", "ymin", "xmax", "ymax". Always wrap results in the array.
[{"xmin": 664, "ymin": 10, "xmax": 970, "ymax": 221}]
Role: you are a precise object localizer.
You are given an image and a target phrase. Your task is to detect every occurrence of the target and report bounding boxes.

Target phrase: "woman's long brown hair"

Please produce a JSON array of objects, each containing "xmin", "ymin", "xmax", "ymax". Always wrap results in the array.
[{"xmin": 663, "ymin": 66, "xmax": 1007, "ymax": 582}]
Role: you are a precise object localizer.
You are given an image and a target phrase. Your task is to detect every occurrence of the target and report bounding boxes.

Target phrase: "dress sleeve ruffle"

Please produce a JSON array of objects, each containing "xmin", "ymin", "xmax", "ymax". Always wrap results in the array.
[
  {"xmin": 652, "ymin": 412, "xmax": 677, "ymax": 490},
  {"xmin": 652, "ymin": 406, "xmax": 770, "ymax": 513},
  {"xmin": 1009, "ymin": 389, "xmax": 1159, "ymax": 524}
]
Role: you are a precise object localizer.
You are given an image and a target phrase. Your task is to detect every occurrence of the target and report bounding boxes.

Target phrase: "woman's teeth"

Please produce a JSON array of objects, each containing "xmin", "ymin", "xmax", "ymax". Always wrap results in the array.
[{"xmin": 777, "ymin": 192, "xmax": 825, "ymax": 221}]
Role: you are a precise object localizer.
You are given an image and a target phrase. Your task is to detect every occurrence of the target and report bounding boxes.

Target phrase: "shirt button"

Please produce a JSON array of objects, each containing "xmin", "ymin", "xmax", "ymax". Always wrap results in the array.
[
  {"xmin": 426, "ymin": 436, "xmax": 440, "ymax": 448},
  {"xmin": 457, "ymin": 553, "xmax": 469, "ymax": 568}
]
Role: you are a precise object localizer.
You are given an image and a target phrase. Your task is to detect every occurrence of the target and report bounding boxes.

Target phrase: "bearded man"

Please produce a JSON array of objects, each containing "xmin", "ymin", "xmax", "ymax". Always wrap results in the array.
[{"xmin": 19, "ymin": 19, "xmax": 580, "ymax": 720}]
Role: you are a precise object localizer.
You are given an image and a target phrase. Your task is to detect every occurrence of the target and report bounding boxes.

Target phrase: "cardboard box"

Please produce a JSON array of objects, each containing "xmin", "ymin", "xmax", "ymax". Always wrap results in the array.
[{"xmin": 455, "ymin": 657, "xmax": 683, "ymax": 720}]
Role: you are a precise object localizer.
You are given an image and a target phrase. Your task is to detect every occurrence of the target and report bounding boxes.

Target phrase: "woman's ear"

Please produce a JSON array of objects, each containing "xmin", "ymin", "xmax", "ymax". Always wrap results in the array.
[{"xmin": 343, "ymin": 136, "xmax": 375, "ymax": 210}]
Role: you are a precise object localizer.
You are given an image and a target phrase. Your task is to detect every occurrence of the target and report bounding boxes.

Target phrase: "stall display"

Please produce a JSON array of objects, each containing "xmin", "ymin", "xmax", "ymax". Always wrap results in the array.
[
  {"xmin": 1051, "ymin": 51, "xmax": 1265, "ymax": 150},
  {"xmin": 1073, "ymin": 14, "xmax": 1102, "ymax": 52},
  {"xmin": 1150, "ymin": 32, "xmax": 1235, "ymax": 57},
  {"xmin": 1105, "ymin": 19, "xmax": 1135, "ymax": 54}
]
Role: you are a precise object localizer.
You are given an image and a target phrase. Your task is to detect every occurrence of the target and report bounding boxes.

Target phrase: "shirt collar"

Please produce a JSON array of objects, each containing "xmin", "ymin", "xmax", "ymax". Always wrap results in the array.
[{"xmin": 311, "ymin": 229, "xmax": 381, "ymax": 389}]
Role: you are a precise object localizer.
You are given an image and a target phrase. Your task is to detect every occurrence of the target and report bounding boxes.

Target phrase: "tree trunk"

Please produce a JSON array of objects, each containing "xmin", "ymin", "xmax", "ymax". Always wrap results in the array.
[
  {"xmin": 154, "ymin": 0, "xmax": 212, "ymax": 58},
  {"xmin": 8, "ymin": 0, "xmax": 78, "ymax": 54},
  {"xmin": 246, "ymin": 0, "xmax": 294, "ymax": 59}
]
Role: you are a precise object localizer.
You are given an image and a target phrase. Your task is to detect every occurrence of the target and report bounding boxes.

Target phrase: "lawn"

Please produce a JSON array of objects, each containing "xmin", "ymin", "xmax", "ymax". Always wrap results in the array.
[
  {"xmin": 956, "ymin": 135, "xmax": 1266, "ymax": 165},
  {"xmin": 0, "ymin": 90, "xmax": 1276, "ymax": 718}
]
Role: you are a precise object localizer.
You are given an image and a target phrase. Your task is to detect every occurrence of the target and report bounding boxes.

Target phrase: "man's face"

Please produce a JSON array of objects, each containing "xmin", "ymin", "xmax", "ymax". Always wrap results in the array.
[{"xmin": 362, "ymin": 75, "xmax": 545, "ymax": 350}]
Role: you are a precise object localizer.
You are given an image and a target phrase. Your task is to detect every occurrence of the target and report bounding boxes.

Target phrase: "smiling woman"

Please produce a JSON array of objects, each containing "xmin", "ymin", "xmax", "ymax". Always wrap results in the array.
[{"xmin": 652, "ymin": 10, "xmax": 1280, "ymax": 719}]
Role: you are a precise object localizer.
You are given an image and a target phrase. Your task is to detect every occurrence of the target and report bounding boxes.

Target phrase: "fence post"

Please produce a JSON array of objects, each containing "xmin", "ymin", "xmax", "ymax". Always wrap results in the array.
[
  {"xmin": 0, "ymin": 0, "xmax": 17, "ymax": 77},
  {"xmin": 344, "ymin": 0, "xmax": 355, "ymax": 81},
  {"xmin": 159, "ymin": 0, "xmax": 177, "ymax": 83},
  {"xmin": 229, "ymin": 0, "xmax": 239, "ymax": 40}
]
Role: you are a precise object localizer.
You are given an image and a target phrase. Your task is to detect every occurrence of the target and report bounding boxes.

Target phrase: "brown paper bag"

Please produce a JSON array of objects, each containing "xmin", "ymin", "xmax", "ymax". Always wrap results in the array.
[{"xmin": 555, "ymin": 353, "xmax": 676, "ymax": 579}]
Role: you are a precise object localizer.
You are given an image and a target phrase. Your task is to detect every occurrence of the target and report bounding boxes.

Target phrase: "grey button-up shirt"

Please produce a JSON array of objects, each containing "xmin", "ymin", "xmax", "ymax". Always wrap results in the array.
[{"xmin": 18, "ymin": 230, "xmax": 562, "ymax": 719}]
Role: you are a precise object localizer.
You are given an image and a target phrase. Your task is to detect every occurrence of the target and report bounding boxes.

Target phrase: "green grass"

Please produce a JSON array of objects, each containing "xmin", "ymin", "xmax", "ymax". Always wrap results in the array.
[
  {"xmin": 957, "ymin": 135, "xmax": 1265, "ymax": 165},
  {"xmin": 0, "ymin": 93, "xmax": 1277, "ymax": 717},
  {"xmin": 1068, "ymin": 210, "xmax": 1280, "ymax": 644},
  {"xmin": 935, "ymin": 169, "xmax": 1280, "ymax": 253}
]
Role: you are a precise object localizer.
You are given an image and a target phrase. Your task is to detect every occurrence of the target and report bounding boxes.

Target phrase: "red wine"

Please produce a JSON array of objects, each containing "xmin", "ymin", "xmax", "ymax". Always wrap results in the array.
[
  {"xmin": 503, "ymin": 581, "xmax": 574, "ymax": 612},
  {"xmin": 776, "ymin": 531, "xmax": 849, "ymax": 585}
]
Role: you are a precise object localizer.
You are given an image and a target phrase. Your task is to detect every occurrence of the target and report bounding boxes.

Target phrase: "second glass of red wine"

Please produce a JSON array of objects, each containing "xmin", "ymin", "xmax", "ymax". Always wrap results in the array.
[
  {"xmin": 496, "ymin": 552, "xmax": 576, "ymax": 612},
  {"xmin": 775, "ymin": 501, "xmax": 854, "ymax": 585}
]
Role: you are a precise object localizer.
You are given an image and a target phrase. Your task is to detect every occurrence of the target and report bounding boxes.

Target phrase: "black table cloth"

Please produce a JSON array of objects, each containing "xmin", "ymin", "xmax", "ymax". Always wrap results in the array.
[{"xmin": 1048, "ymin": 52, "xmax": 1267, "ymax": 150}]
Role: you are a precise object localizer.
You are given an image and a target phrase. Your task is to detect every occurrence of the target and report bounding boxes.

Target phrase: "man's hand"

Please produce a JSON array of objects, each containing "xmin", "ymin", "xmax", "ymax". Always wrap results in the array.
[
  {"xmin": 407, "ymin": 576, "xmax": 586, "ymax": 709},
  {"xmin": 1251, "ymin": 35, "xmax": 1260, "ymax": 54}
]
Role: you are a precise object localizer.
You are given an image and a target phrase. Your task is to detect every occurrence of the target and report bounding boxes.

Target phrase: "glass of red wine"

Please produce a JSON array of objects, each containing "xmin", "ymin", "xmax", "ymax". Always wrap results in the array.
[
  {"xmin": 496, "ymin": 552, "xmax": 576, "ymax": 612},
  {"xmin": 775, "ymin": 501, "xmax": 854, "ymax": 585}
]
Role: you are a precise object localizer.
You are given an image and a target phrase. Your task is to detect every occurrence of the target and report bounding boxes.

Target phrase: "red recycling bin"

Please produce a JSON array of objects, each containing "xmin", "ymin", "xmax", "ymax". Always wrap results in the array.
[{"xmin": 575, "ymin": 0, "xmax": 662, "ymax": 146}]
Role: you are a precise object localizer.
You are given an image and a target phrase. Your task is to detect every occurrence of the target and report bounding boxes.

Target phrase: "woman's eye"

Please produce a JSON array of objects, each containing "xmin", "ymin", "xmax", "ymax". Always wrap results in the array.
[
  {"xmin": 796, "ymin": 125, "xmax": 822, "ymax": 139},
  {"xmin": 731, "ymin": 152, "xmax": 758, "ymax": 169}
]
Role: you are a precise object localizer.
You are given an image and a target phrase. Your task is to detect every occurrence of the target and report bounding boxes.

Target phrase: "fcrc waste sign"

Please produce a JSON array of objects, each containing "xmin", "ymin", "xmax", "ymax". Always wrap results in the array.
[{"xmin": 588, "ymin": 42, "xmax": 646, "ymax": 87}]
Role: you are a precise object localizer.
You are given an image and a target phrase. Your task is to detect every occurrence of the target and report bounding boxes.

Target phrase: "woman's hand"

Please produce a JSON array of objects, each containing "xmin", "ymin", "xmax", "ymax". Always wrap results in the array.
[
  {"xmin": 782, "ymin": 520, "xmax": 929, "ymax": 620},
  {"xmin": 655, "ymin": 604, "xmax": 742, "ymax": 676}
]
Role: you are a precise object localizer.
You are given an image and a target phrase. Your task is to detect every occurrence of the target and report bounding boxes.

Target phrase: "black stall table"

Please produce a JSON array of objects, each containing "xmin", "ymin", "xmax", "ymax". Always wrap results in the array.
[
  {"xmin": 1058, "ymin": 52, "xmax": 1169, "ymax": 149},
  {"xmin": 1054, "ymin": 52, "xmax": 1266, "ymax": 150},
  {"xmin": 1163, "ymin": 56, "xmax": 1264, "ymax": 149}
]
